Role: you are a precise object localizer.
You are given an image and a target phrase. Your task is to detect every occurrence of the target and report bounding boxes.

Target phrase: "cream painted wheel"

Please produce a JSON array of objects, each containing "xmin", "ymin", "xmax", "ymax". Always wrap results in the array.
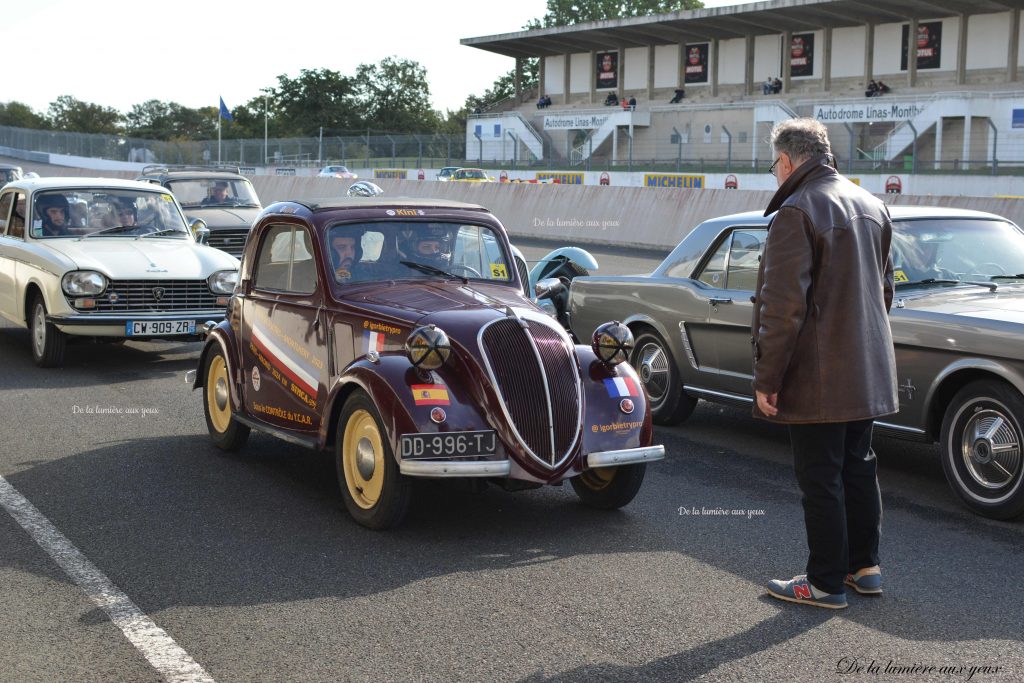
[
  {"xmin": 202, "ymin": 347, "xmax": 249, "ymax": 451},
  {"xmin": 342, "ymin": 409, "xmax": 385, "ymax": 510},
  {"xmin": 335, "ymin": 391, "xmax": 411, "ymax": 529}
]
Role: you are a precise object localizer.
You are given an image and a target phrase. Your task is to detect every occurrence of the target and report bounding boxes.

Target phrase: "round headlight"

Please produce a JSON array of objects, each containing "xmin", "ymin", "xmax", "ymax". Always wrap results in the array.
[
  {"xmin": 62, "ymin": 271, "xmax": 107, "ymax": 296},
  {"xmin": 592, "ymin": 321, "xmax": 633, "ymax": 365},
  {"xmin": 405, "ymin": 325, "xmax": 451, "ymax": 370},
  {"xmin": 208, "ymin": 270, "xmax": 239, "ymax": 294}
]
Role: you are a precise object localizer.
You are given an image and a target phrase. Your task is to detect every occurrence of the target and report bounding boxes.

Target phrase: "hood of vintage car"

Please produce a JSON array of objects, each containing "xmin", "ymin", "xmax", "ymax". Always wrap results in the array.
[
  {"xmin": 183, "ymin": 206, "xmax": 261, "ymax": 229},
  {"xmin": 896, "ymin": 285, "xmax": 1024, "ymax": 325},
  {"xmin": 43, "ymin": 238, "xmax": 239, "ymax": 279},
  {"xmin": 352, "ymin": 281, "xmax": 538, "ymax": 328}
]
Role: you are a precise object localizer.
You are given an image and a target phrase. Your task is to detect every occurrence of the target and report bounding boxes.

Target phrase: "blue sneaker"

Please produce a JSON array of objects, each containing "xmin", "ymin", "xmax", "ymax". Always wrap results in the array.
[
  {"xmin": 845, "ymin": 566, "xmax": 882, "ymax": 595},
  {"xmin": 767, "ymin": 575, "xmax": 848, "ymax": 609}
]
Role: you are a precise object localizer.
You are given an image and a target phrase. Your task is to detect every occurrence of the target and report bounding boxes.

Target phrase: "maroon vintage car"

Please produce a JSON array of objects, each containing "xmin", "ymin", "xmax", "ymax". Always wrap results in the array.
[{"xmin": 193, "ymin": 197, "xmax": 664, "ymax": 529}]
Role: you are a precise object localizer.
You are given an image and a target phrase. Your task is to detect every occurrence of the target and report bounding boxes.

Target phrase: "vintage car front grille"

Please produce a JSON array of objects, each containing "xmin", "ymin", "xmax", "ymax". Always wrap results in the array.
[
  {"xmin": 75, "ymin": 280, "xmax": 221, "ymax": 313},
  {"xmin": 480, "ymin": 317, "xmax": 581, "ymax": 468},
  {"xmin": 206, "ymin": 229, "xmax": 250, "ymax": 257}
]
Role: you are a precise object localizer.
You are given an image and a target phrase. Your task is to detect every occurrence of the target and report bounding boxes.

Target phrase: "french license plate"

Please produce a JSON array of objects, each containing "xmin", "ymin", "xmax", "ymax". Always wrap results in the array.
[
  {"xmin": 125, "ymin": 320, "xmax": 196, "ymax": 337},
  {"xmin": 400, "ymin": 430, "xmax": 498, "ymax": 459}
]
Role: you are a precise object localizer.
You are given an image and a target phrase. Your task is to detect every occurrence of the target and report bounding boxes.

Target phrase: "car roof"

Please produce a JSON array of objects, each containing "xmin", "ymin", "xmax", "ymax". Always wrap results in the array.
[
  {"xmin": 141, "ymin": 170, "xmax": 246, "ymax": 181},
  {"xmin": 0, "ymin": 163, "xmax": 22, "ymax": 170},
  {"xmin": 3, "ymin": 177, "xmax": 177, "ymax": 193},
  {"xmin": 710, "ymin": 205, "xmax": 1012, "ymax": 225},
  {"xmin": 279, "ymin": 197, "xmax": 491, "ymax": 213}
]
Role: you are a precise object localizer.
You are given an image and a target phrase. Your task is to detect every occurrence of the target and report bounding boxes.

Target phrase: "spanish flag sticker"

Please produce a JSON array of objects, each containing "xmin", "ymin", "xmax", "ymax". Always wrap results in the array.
[{"xmin": 412, "ymin": 384, "xmax": 450, "ymax": 406}]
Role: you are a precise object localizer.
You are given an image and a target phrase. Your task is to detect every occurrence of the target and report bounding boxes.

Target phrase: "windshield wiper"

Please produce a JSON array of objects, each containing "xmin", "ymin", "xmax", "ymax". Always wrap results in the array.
[
  {"xmin": 990, "ymin": 274, "xmax": 1024, "ymax": 280},
  {"xmin": 139, "ymin": 229, "xmax": 186, "ymax": 239},
  {"xmin": 81, "ymin": 225, "xmax": 140, "ymax": 238},
  {"xmin": 898, "ymin": 278, "xmax": 997, "ymax": 292},
  {"xmin": 399, "ymin": 260, "xmax": 468, "ymax": 284}
]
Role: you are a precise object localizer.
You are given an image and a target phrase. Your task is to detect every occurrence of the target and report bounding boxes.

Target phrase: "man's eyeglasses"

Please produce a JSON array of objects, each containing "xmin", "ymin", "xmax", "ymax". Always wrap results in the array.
[{"xmin": 768, "ymin": 157, "xmax": 781, "ymax": 176}]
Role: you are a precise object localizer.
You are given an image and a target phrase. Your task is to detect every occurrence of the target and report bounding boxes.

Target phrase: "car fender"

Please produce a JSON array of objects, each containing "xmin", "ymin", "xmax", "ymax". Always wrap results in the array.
[
  {"xmin": 577, "ymin": 345, "xmax": 654, "ymax": 457},
  {"xmin": 194, "ymin": 321, "xmax": 243, "ymax": 411},
  {"xmin": 622, "ymin": 313, "xmax": 676, "ymax": 351},
  {"xmin": 921, "ymin": 357, "xmax": 1024, "ymax": 432},
  {"xmin": 529, "ymin": 247, "xmax": 599, "ymax": 291},
  {"xmin": 20, "ymin": 272, "xmax": 64, "ymax": 323}
]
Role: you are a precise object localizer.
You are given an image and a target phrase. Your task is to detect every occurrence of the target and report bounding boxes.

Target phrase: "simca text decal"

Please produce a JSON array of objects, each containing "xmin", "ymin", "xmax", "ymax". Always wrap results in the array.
[
  {"xmin": 412, "ymin": 384, "xmax": 450, "ymax": 406},
  {"xmin": 894, "ymin": 269, "xmax": 909, "ymax": 283},
  {"xmin": 251, "ymin": 323, "xmax": 320, "ymax": 408},
  {"xmin": 591, "ymin": 420, "xmax": 643, "ymax": 434},
  {"xmin": 603, "ymin": 377, "xmax": 640, "ymax": 398},
  {"xmin": 489, "ymin": 263, "xmax": 509, "ymax": 279},
  {"xmin": 252, "ymin": 401, "xmax": 313, "ymax": 426}
]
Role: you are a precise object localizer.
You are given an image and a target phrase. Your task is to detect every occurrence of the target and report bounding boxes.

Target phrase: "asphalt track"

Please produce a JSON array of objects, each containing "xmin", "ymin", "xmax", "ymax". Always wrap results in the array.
[{"xmin": 0, "ymin": 163, "xmax": 1022, "ymax": 682}]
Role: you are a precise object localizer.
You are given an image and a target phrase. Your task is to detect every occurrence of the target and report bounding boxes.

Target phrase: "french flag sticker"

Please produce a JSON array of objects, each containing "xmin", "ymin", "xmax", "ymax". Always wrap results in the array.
[
  {"xmin": 604, "ymin": 377, "xmax": 639, "ymax": 397},
  {"xmin": 365, "ymin": 330, "xmax": 385, "ymax": 353}
]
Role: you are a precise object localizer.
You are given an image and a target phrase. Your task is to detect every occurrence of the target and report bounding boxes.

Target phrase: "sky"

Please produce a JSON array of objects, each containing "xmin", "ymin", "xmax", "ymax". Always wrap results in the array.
[{"xmin": 2, "ymin": 0, "xmax": 757, "ymax": 117}]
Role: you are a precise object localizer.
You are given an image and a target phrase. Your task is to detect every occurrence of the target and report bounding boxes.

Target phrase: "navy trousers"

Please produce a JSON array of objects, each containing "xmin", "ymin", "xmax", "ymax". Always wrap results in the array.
[{"xmin": 788, "ymin": 419, "xmax": 882, "ymax": 595}]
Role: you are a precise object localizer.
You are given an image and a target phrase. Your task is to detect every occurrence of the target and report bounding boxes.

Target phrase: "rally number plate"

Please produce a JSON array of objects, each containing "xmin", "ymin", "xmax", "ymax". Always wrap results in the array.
[
  {"xmin": 400, "ymin": 430, "xmax": 498, "ymax": 460},
  {"xmin": 125, "ymin": 320, "xmax": 196, "ymax": 337}
]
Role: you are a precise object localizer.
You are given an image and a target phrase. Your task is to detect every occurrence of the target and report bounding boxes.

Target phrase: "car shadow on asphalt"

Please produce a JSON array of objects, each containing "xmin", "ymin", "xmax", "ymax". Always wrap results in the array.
[{"xmin": 2, "ymin": 423, "xmax": 1022, "ymax": 674}]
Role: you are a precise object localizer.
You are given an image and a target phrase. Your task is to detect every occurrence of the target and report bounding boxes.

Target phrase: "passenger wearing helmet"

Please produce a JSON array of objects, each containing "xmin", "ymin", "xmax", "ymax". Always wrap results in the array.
[
  {"xmin": 330, "ymin": 227, "xmax": 365, "ymax": 282},
  {"xmin": 346, "ymin": 181, "xmax": 384, "ymax": 197},
  {"xmin": 35, "ymin": 193, "xmax": 70, "ymax": 237}
]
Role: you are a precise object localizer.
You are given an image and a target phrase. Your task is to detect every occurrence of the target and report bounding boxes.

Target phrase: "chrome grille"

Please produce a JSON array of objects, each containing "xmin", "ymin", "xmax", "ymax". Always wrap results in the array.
[
  {"xmin": 76, "ymin": 280, "xmax": 221, "ymax": 313},
  {"xmin": 206, "ymin": 229, "xmax": 250, "ymax": 257},
  {"xmin": 480, "ymin": 317, "xmax": 580, "ymax": 468}
]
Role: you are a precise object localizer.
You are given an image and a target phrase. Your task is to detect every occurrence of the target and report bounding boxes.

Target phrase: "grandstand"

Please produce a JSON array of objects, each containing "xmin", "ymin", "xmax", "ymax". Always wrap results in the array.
[{"xmin": 462, "ymin": 0, "xmax": 1024, "ymax": 173}]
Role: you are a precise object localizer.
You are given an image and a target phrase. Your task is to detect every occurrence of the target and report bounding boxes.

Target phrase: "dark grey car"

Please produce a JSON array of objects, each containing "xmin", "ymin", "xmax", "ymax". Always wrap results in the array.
[
  {"xmin": 136, "ymin": 166, "xmax": 262, "ymax": 257},
  {"xmin": 568, "ymin": 206, "xmax": 1024, "ymax": 519}
]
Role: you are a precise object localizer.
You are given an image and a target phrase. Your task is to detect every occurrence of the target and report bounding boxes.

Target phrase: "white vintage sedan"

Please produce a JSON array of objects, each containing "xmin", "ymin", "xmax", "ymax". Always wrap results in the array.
[{"xmin": 0, "ymin": 178, "xmax": 239, "ymax": 367}]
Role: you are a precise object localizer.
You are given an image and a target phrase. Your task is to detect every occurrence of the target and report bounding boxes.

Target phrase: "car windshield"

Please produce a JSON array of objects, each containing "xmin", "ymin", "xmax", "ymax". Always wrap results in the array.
[
  {"xmin": 456, "ymin": 169, "xmax": 485, "ymax": 180},
  {"xmin": 892, "ymin": 219, "xmax": 1024, "ymax": 285},
  {"xmin": 325, "ymin": 221, "xmax": 515, "ymax": 288},
  {"xmin": 167, "ymin": 178, "xmax": 261, "ymax": 208},
  {"xmin": 325, "ymin": 166, "xmax": 349, "ymax": 174},
  {"xmin": 30, "ymin": 189, "xmax": 191, "ymax": 239},
  {"xmin": 1, "ymin": 169, "xmax": 21, "ymax": 183}
]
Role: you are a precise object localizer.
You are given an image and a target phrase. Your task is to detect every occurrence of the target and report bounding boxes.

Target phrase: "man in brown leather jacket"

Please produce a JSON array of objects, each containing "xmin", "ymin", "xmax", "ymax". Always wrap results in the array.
[{"xmin": 753, "ymin": 118, "xmax": 898, "ymax": 610}]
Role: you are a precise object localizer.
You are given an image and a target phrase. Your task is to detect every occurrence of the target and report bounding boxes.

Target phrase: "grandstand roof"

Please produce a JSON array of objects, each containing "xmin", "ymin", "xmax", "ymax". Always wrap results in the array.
[{"xmin": 462, "ymin": 0, "xmax": 1024, "ymax": 58}]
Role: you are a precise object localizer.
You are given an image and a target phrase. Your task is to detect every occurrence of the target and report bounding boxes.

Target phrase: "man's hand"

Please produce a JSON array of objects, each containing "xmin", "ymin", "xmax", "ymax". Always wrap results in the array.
[{"xmin": 755, "ymin": 390, "xmax": 779, "ymax": 417}]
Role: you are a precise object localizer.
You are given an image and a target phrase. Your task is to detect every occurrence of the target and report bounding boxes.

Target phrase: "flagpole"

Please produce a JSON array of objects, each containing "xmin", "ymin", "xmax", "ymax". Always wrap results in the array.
[{"xmin": 217, "ymin": 112, "xmax": 222, "ymax": 164}]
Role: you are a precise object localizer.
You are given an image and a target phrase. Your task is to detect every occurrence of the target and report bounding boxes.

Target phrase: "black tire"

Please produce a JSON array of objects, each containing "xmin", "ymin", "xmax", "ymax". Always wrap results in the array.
[
  {"xmin": 29, "ymin": 292, "xmax": 66, "ymax": 368},
  {"xmin": 629, "ymin": 331, "xmax": 696, "ymax": 425},
  {"xmin": 940, "ymin": 379, "xmax": 1024, "ymax": 520},
  {"xmin": 571, "ymin": 464, "xmax": 647, "ymax": 509},
  {"xmin": 336, "ymin": 391, "xmax": 412, "ymax": 530},
  {"xmin": 202, "ymin": 347, "xmax": 250, "ymax": 451}
]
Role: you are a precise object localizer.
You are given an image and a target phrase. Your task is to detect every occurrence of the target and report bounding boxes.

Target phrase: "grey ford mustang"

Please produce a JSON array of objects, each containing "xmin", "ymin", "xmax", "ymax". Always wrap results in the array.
[{"xmin": 567, "ymin": 206, "xmax": 1024, "ymax": 520}]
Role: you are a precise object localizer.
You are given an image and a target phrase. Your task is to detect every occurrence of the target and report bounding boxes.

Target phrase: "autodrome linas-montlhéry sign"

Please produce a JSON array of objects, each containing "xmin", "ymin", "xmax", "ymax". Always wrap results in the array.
[
  {"xmin": 543, "ymin": 114, "xmax": 609, "ymax": 130},
  {"xmin": 814, "ymin": 101, "xmax": 928, "ymax": 123}
]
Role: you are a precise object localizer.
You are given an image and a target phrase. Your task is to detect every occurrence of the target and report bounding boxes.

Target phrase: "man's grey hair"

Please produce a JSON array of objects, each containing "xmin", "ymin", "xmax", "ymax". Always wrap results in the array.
[{"xmin": 770, "ymin": 118, "xmax": 831, "ymax": 164}]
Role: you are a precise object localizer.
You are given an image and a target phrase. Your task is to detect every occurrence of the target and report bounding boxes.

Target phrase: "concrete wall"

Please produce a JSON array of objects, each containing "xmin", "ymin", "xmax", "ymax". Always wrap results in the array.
[
  {"xmin": 654, "ymin": 45, "xmax": 679, "ymax": 89},
  {"xmin": 545, "ymin": 56, "xmax": 566, "ymax": 95},
  {"xmin": 754, "ymin": 34, "xmax": 780, "ymax": 82},
  {"xmin": 967, "ymin": 13, "xmax": 1010, "ymax": 70},
  {"xmin": 719, "ymin": 38, "xmax": 746, "ymax": 85},
  {"xmin": 624, "ymin": 47, "xmax": 648, "ymax": 90},
  {"xmin": 832, "ymin": 26, "xmax": 866, "ymax": 79},
  {"xmin": 570, "ymin": 53, "xmax": 590, "ymax": 94}
]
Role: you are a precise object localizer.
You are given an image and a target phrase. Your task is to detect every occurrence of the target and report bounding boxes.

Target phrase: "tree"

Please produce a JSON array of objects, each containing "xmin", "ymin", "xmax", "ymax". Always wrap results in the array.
[
  {"xmin": 0, "ymin": 101, "xmax": 49, "ymax": 129},
  {"xmin": 46, "ymin": 95, "xmax": 123, "ymax": 134},
  {"xmin": 273, "ymin": 68, "xmax": 361, "ymax": 137},
  {"xmin": 355, "ymin": 57, "xmax": 440, "ymax": 133},
  {"xmin": 527, "ymin": 0, "xmax": 703, "ymax": 28}
]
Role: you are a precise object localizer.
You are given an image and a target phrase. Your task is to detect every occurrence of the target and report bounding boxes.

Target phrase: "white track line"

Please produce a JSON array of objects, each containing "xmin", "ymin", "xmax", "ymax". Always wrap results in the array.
[{"xmin": 0, "ymin": 475, "xmax": 214, "ymax": 683}]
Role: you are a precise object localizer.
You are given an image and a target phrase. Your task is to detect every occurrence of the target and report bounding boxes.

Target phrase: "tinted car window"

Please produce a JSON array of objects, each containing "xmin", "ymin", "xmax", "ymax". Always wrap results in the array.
[
  {"xmin": 725, "ymin": 229, "xmax": 766, "ymax": 290},
  {"xmin": 694, "ymin": 234, "xmax": 731, "ymax": 285},
  {"xmin": 0, "ymin": 193, "xmax": 12, "ymax": 234},
  {"xmin": 254, "ymin": 225, "xmax": 317, "ymax": 294}
]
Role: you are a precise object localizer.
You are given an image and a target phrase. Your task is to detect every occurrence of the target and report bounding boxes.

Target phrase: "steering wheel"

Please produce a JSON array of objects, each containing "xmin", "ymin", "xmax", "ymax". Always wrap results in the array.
[
  {"xmin": 975, "ymin": 262, "xmax": 1007, "ymax": 275},
  {"xmin": 448, "ymin": 264, "xmax": 482, "ymax": 278}
]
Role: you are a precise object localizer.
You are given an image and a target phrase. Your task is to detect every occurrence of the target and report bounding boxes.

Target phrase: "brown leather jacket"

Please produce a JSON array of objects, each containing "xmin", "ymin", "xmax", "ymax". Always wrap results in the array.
[{"xmin": 752, "ymin": 154, "xmax": 898, "ymax": 424}]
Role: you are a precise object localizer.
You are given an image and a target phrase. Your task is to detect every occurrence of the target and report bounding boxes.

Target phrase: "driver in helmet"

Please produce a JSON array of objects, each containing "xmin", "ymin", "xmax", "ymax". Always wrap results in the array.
[
  {"xmin": 35, "ymin": 193, "xmax": 70, "ymax": 237},
  {"xmin": 114, "ymin": 197, "xmax": 138, "ymax": 226},
  {"xmin": 403, "ymin": 224, "xmax": 451, "ymax": 269},
  {"xmin": 330, "ymin": 227, "xmax": 366, "ymax": 283}
]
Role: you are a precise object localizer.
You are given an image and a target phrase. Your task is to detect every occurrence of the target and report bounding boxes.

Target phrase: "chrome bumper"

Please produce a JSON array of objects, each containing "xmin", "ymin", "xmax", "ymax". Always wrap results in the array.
[
  {"xmin": 587, "ymin": 445, "xmax": 665, "ymax": 469},
  {"xmin": 399, "ymin": 459, "xmax": 512, "ymax": 478}
]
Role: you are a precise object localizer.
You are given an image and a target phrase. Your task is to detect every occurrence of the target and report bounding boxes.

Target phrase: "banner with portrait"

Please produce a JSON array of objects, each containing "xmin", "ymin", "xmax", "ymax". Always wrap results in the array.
[
  {"xmin": 683, "ymin": 43, "xmax": 709, "ymax": 84},
  {"xmin": 789, "ymin": 33, "xmax": 814, "ymax": 77},
  {"xmin": 595, "ymin": 51, "xmax": 618, "ymax": 90},
  {"xmin": 901, "ymin": 21, "xmax": 942, "ymax": 71}
]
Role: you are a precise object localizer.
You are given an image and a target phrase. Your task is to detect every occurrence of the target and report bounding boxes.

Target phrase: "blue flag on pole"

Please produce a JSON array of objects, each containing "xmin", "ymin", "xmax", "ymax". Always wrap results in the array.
[{"xmin": 219, "ymin": 97, "xmax": 233, "ymax": 122}]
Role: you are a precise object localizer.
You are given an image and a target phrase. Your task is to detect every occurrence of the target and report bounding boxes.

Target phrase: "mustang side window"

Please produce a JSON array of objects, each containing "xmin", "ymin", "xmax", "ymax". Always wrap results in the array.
[
  {"xmin": 696, "ymin": 234, "xmax": 731, "ymax": 286},
  {"xmin": 254, "ymin": 225, "xmax": 316, "ymax": 294},
  {"xmin": 725, "ymin": 230, "xmax": 767, "ymax": 291}
]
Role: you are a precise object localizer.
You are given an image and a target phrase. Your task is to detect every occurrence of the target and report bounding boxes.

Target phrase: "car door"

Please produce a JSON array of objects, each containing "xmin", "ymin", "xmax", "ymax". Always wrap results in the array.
[
  {"xmin": 239, "ymin": 222, "xmax": 328, "ymax": 434},
  {"xmin": 684, "ymin": 227, "xmax": 768, "ymax": 397},
  {"xmin": 0, "ymin": 190, "xmax": 26, "ymax": 320}
]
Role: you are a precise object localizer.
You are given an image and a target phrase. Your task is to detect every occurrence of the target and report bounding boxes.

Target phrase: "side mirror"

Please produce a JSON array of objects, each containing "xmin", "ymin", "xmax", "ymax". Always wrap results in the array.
[
  {"xmin": 534, "ymin": 277, "xmax": 564, "ymax": 300},
  {"xmin": 191, "ymin": 219, "xmax": 209, "ymax": 244}
]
